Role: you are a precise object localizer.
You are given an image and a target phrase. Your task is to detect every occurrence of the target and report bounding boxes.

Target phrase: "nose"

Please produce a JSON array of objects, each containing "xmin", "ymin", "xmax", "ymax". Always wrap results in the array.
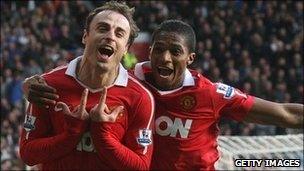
[
  {"xmin": 162, "ymin": 50, "xmax": 172, "ymax": 62},
  {"xmin": 104, "ymin": 29, "xmax": 115, "ymax": 42}
]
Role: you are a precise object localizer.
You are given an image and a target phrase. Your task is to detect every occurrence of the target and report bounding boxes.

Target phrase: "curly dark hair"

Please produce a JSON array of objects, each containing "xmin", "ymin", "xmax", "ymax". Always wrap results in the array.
[{"xmin": 152, "ymin": 19, "xmax": 196, "ymax": 53}]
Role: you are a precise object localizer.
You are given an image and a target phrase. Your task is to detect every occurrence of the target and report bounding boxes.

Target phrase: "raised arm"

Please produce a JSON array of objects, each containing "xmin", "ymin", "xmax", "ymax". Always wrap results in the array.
[{"xmin": 243, "ymin": 97, "xmax": 303, "ymax": 128}]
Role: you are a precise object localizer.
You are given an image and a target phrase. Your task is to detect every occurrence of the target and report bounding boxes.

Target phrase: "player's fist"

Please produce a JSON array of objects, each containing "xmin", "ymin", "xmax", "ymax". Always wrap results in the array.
[
  {"xmin": 23, "ymin": 75, "xmax": 59, "ymax": 108},
  {"xmin": 55, "ymin": 89, "xmax": 89, "ymax": 120},
  {"xmin": 89, "ymin": 88, "xmax": 124, "ymax": 122}
]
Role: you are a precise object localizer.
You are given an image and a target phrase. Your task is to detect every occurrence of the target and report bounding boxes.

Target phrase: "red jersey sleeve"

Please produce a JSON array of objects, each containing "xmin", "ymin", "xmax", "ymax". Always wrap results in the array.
[
  {"xmin": 212, "ymin": 83, "xmax": 255, "ymax": 121},
  {"xmin": 90, "ymin": 91, "xmax": 154, "ymax": 170},
  {"xmin": 19, "ymin": 103, "xmax": 87, "ymax": 166}
]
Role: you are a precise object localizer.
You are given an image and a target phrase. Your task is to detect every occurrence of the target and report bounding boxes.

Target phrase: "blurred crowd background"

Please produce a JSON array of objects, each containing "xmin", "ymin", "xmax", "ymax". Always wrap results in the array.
[{"xmin": 1, "ymin": 1, "xmax": 303, "ymax": 170}]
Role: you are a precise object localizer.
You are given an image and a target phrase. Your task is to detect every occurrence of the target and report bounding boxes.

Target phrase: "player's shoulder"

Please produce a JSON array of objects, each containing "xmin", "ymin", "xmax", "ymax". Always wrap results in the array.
[
  {"xmin": 42, "ymin": 65, "xmax": 67, "ymax": 77},
  {"xmin": 188, "ymin": 70, "xmax": 237, "ymax": 99},
  {"xmin": 41, "ymin": 65, "xmax": 68, "ymax": 82},
  {"xmin": 127, "ymin": 73, "xmax": 154, "ymax": 100},
  {"xmin": 189, "ymin": 69, "xmax": 215, "ymax": 89}
]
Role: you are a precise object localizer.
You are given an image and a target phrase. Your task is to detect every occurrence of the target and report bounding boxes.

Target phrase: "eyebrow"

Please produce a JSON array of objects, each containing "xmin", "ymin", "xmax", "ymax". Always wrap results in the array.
[
  {"xmin": 156, "ymin": 42, "xmax": 183, "ymax": 50},
  {"xmin": 95, "ymin": 22, "xmax": 108, "ymax": 28},
  {"xmin": 95, "ymin": 22, "xmax": 127, "ymax": 34},
  {"xmin": 116, "ymin": 27, "xmax": 126, "ymax": 34},
  {"xmin": 171, "ymin": 44, "xmax": 183, "ymax": 50}
]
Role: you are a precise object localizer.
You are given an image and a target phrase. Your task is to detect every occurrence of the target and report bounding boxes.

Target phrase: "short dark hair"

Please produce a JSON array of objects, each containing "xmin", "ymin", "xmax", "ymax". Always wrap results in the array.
[
  {"xmin": 151, "ymin": 20, "xmax": 196, "ymax": 52},
  {"xmin": 85, "ymin": 1, "xmax": 139, "ymax": 46}
]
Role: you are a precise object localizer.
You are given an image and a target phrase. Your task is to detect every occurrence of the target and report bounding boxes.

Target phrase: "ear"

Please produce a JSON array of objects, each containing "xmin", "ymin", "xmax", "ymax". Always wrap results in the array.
[
  {"xmin": 123, "ymin": 44, "xmax": 129, "ymax": 56},
  {"xmin": 82, "ymin": 29, "xmax": 87, "ymax": 45},
  {"xmin": 187, "ymin": 53, "xmax": 196, "ymax": 65},
  {"xmin": 123, "ymin": 51, "xmax": 127, "ymax": 57},
  {"xmin": 148, "ymin": 46, "xmax": 152, "ymax": 60}
]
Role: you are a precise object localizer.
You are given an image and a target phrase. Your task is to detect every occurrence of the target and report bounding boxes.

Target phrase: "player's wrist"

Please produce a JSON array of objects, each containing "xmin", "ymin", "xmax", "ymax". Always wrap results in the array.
[{"xmin": 90, "ymin": 122, "xmax": 115, "ymax": 137}]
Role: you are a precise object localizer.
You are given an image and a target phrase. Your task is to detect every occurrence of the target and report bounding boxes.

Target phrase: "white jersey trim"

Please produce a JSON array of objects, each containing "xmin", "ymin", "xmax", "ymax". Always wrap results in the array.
[
  {"xmin": 129, "ymin": 75, "xmax": 155, "ymax": 154},
  {"xmin": 134, "ymin": 61, "xmax": 195, "ymax": 95},
  {"xmin": 129, "ymin": 75, "xmax": 155, "ymax": 129},
  {"xmin": 41, "ymin": 65, "xmax": 67, "ymax": 77},
  {"xmin": 64, "ymin": 56, "xmax": 128, "ymax": 93}
]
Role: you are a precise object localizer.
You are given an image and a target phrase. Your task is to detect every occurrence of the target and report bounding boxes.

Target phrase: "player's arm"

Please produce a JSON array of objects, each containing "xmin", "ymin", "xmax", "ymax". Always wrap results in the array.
[
  {"xmin": 89, "ymin": 88, "xmax": 154, "ymax": 170},
  {"xmin": 243, "ymin": 97, "xmax": 303, "ymax": 128},
  {"xmin": 215, "ymin": 83, "xmax": 303, "ymax": 128},
  {"xmin": 19, "ymin": 89, "xmax": 89, "ymax": 166},
  {"xmin": 23, "ymin": 75, "xmax": 59, "ymax": 107}
]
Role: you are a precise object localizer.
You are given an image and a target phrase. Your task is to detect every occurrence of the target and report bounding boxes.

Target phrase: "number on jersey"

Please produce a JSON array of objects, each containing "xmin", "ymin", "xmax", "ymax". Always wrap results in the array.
[{"xmin": 76, "ymin": 132, "xmax": 96, "ymax": 152}]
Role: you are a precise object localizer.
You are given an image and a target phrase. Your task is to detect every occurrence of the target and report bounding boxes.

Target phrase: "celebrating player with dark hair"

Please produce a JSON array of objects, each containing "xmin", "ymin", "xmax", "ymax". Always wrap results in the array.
[{"xmin": 19, "ymin": 1, "xmax": 154, "ymax": 170}]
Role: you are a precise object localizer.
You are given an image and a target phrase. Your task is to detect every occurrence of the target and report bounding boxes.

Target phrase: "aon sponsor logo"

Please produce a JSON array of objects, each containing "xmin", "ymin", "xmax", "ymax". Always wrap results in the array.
[{"xmin": 155, "ymin": 116, "xmax": 192, "ymax": 138}]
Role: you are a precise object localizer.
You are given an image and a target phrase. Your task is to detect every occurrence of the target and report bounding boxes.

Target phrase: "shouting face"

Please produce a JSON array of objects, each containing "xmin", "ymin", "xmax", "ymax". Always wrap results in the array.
[
  {"xmin": 149, "ymin": 32, "xmax": 195, "ymax": 91},
  {"xmin": 82, "ymin": 10, "xmax": 131, "ymax": 72}
]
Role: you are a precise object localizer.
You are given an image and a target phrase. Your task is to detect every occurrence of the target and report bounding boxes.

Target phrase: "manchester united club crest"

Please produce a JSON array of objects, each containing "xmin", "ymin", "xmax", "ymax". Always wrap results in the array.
[{"xmin": 180, "ymin": 95, "xmax": 196, "ymax": 111}]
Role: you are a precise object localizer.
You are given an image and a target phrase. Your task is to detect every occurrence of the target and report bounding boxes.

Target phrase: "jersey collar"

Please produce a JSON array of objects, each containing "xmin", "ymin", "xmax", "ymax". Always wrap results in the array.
[{"xmin": 65, "ymin": 56, "xmax": 128, "ymax": 92}]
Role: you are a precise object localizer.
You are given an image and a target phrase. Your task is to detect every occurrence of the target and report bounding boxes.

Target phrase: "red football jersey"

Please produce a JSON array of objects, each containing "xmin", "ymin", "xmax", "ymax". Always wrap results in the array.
[
  {"xmin": 134, "ymin": 62, "xmax": 255, "ymax": 170},
  {"xmin": 20, "ymin": 57, "xmax": 155, "ymax": 170}
]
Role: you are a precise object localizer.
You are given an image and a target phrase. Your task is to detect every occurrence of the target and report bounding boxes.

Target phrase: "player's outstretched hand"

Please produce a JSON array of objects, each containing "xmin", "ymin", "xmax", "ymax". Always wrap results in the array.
[
  {"xmin": 89, "ymin": 88, "xmax": 124, "ymax": 122},
  {"xmin": 23, "ymin": 75, "xmax": 59, "ymax": 108},
  {"xmin": 55, "ymin": 89, "xmax": 89, "ymax": 120}
]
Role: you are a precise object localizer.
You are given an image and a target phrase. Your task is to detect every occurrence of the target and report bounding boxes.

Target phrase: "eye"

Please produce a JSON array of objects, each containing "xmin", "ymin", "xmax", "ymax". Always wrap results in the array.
[
  {"xmin": 171, "ymin": 48, "xmax": 182, "ymax": 56},
  {"xmin": 98, "ymin": 26, "xmax": 107, "ymax": 32},
  {"xmin": 116, "ymin": 31, "xmax": 124, "ymax": 38}
]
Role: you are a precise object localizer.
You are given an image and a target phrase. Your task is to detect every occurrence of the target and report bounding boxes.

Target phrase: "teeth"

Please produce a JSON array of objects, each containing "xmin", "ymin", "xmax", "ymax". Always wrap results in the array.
[
  {"xmin": 98, "ymin": 45, "xmax": 114, "ymax": 51},
  {"xmin": 158, "ymin": 66, "xmax": 172, "ymax": 70},
  {"xmin": 157, "ymin": 66, "xmax": 173, "ymax": 76},
  {"xmin": 98, "ymin": 45, "xmax": 114, "ymax": 56},
  {"xmin": 104, "ymin": 46, "xmax": 112, "ymax": 50},
  {"xmin": 103, "ymin": 45, "xmax": 113, "ymax": 51}
]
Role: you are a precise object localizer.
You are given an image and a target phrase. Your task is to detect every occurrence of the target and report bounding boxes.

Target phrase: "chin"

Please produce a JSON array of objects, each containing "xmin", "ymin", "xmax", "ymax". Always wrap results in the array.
[
  {"xmin": 161, "ymin": 85, "xmax": 175, "ymax": 91},
  {"xmin": 155, "ymin": 80, "xmax": 171, "ymax": 90},
  {"xmin": 96, "ymin": 62, "xmax": 110, "ymax": 71}
]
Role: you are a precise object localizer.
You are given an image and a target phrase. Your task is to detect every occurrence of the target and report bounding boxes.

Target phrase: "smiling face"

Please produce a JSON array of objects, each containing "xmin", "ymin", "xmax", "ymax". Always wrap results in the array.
[
  {"xmin": 149, "ymin": 32, "xmax": 195, "ymax": 90},
  {"xmin": 82, "ymin": 10, "xmax": 131, "ymax": 72}
]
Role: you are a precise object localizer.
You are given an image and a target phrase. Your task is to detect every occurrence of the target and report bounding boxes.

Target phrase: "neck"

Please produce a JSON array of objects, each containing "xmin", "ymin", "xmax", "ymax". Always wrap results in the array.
[{"xmin": 76, "ymin": 59, "xmax": 119, "ymax": 89}]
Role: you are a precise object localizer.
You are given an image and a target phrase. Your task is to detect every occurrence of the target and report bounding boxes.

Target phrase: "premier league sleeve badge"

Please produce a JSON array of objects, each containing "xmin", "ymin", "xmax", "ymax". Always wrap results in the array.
[
  {"xmin": 23, "ymin": 114, "xmax": 36, "ymax": 132},
  {"xmin": 137, "ymin": 129, "xmax": 152, "ymax": 147}
]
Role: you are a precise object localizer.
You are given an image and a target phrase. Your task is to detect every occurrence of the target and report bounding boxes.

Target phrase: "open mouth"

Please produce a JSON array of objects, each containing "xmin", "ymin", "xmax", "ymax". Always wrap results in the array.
[
  {"xmin": 157, "ymin": 66, "xmax": 173, "ymax": 77},
  {"xmin": 97, "ymin": 45, "xmax": 114, "ymax": 61}
]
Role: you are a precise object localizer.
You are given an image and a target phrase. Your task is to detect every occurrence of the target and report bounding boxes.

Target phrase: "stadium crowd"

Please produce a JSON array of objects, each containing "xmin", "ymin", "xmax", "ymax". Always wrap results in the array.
[{"xmin": 1, "ymin": 1, "xmax": 303, "ymax": 170}]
